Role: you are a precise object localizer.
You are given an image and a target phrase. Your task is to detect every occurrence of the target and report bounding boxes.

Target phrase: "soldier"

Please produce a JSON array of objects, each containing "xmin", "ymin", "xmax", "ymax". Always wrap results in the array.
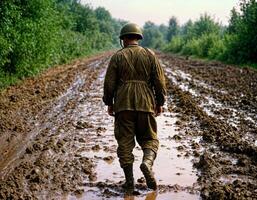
[{"xmin": 103, "ymin": 23, "xmax": 166, "ymax": 192}]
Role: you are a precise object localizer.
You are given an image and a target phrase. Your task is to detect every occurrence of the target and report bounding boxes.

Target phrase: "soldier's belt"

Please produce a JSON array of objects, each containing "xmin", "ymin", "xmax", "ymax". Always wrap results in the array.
[{"xmin": 124, "ymin": 80, "xmax": 148, "ymax": 85}]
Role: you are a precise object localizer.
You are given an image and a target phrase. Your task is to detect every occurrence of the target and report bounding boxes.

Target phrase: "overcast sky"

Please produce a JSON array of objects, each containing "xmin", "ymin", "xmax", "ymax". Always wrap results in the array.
[{"xmin": 81, "ymin": 0, "xmax": 239, "ymax": 27}]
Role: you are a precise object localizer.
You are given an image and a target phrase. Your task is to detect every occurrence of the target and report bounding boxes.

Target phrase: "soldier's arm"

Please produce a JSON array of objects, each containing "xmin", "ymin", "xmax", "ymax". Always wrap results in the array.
[
  {"xmin": 103, "ymin": 55, "xmax": 118, "ymax": 106},
  {"xmin": 151, "ymin": 54, "xmax": 166, "ymax": 106}
]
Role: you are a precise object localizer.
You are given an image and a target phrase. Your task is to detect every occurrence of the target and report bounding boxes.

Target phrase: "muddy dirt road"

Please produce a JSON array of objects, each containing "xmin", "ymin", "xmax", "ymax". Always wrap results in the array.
[{"xmin": 0, "ymin": 52, "xmax": 256, "ymax": 200}]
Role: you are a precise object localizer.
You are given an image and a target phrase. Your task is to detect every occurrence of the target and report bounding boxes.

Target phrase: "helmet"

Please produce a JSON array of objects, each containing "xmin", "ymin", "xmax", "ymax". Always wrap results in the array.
[{"xmin": 119, "ymin": 23, "xmax": 143, "ymax": 40}]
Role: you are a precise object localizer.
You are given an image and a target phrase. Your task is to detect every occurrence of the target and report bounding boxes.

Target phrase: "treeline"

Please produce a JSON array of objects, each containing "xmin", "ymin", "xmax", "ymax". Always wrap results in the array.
[
  {"xmin": 142, "ymin": 0, "xmax": 257, "ymax": 66},
  {"xmin": 0, "ymin": 0, "xmax": 125, "ymax": 88}
]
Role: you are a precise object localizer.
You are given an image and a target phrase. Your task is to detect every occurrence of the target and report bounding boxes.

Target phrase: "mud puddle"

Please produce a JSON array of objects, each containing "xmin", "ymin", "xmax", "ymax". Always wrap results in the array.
[{"xmin": 79, "ymin": 112, "xmax": 200, "ymax": 199}]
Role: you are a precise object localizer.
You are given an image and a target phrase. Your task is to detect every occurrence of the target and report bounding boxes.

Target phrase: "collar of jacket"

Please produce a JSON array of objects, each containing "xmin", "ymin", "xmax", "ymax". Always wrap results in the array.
[{"xmin": 126, "ymin": 44, "xmax": 139, "ymax": 47}]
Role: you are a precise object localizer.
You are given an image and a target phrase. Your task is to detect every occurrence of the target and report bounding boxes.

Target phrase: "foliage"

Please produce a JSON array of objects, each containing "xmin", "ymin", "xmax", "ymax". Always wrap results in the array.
[
  {"xmin": 181, "ymin": 38, "xmax": 200, "ymax": 56},
  {"xmin": 164, "ymin": 36, "xmax": 184, "ymax": 53},
  {"xmin": 141, "ymin": 21, "xmax": 165, "ymax": 49},
  {"xmin": 160, "ymin": 1, "xmax": 257, "ymax": 66},
  {"xmin": 225, "ymin": 0, "xmax": 257, "ymax": 63},
  {"xmin": 166, "ymin": 16, "xmax": 179, "ymax": 41},
  {"xmin": 185, "ymin": 13, "xmax": 221, "ymax": 40},
  {"xmin": 207, "ymin": 37, "xmax": 227, "ymax": 60},
  {"xmin": 161, "ymin": 14, "xmax": 223, "ymax": 59},
  {"xmin": 0, "ymin": 0, "xmax": 123, "ymax": 88},
  {"xmin": 180, "ymin": 20, "xmax": 193, "ymax": 36},
  {"xmin": 1, "ymin": 0, "xmax": 256, "ymax": 89}
]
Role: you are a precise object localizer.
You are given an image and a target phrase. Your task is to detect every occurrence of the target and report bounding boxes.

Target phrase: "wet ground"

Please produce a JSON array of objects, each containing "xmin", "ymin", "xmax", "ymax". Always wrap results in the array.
[{"xmin": 0, "ymin": 52, "xmax": 256, "ymax": 199}]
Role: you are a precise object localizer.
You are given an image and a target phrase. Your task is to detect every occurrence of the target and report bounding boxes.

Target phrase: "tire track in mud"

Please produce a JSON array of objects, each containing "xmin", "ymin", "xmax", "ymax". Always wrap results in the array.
[
  {"xmin": 159, "ymin": 53, "xmax": 257, "ymax": 200},
  {"xmin": 0, "ymin": 55, "xmax": 111, "ymax": 199},
  {"xmin": 0, "ymin": 52, "xmax": 256, "ymax": 200}
]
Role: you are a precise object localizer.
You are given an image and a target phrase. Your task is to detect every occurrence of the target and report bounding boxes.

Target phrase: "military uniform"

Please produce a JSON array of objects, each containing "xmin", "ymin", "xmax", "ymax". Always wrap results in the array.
[{"xmin": 103, "ymin": 45, "xmax": 166, "ymax": 168}]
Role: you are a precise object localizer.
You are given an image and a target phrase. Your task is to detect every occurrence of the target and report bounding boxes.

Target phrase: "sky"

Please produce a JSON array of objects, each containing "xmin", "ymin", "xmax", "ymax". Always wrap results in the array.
[{"xmin": 81, "ymin": 0, "xmax": 239, "ymax": 27}]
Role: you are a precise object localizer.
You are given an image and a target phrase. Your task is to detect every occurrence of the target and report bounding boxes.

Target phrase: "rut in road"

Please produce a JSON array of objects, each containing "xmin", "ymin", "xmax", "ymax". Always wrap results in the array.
[{"xmin": 0, "ymin": 52, "xmax": 256, "ymax": 200}]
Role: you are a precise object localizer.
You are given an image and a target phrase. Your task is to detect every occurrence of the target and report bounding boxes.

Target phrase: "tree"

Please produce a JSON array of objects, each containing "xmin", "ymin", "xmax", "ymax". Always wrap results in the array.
[
  {"xmin": 181, "ymin": 20, "xmax": 193, "ymax": 36},
  {"xmin": 227, "ymin": 8, "xmax": 240, "ymax": 33},
  {"xmin": 71, "ymin": 3, "xmax": 99, "ymax": 35},
  {"xmin": 226, "ymin": 0, "xmax": 257, "ymax": 63},
  {"xmin": 141, "ymin": 21, "xmax": 164, "ymax": 49},
  {"xmin": 167, "ymin": 16, "xmax": 179, "ymax": 41},
  {"xmin": 159, "ymin": 24, "xmax": 168, "ymax": 42},
  {"xmin": 95, "ymin": 7, "xmax": 112, "ymax": 21},
  {"xmin": 188, "ymin": 13, "xmax": 221, "ymax": 39}
]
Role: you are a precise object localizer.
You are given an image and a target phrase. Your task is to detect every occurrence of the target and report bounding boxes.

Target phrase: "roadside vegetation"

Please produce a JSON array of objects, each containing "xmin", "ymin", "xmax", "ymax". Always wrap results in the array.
[
  {"xmin": 0, "ymin": 0, "xmax": 125, "ymax": 88},
  {"xmin": 142, "ymin": 0, "xmax": 257, "ymax": 68},
  {"xmin": 1, "ymin": 0, "xmax": 256, "ymax": 89}
]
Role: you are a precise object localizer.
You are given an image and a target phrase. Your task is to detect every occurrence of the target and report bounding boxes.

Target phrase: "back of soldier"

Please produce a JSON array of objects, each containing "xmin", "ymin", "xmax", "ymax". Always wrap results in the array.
[{"xmin": 115, "ymin": 46, "xmax": 152, "ymax": 82}]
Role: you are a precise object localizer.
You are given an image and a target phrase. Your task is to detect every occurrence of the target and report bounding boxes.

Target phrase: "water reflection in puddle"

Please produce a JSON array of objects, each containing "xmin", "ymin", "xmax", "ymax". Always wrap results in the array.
[
  {"xmin": 74, "ymin": 190, "xmax": 198, "ymax": 200},
  {"xmin": 154, "ymin": 113, "xmax": 198, "ymax": 186},
  {"xmin": 78, "ymin": 111, "xmax": 199, "ymax": 199}
]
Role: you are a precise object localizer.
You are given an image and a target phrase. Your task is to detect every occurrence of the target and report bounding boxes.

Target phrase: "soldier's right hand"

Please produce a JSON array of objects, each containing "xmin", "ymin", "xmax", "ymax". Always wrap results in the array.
[
  {"xmin": 107, "ymin": 106, "xmax": 115, "ymax": 117},
  {"xmin": 155, "ymin": 106, "xmax": 163, "ymax": 117}
]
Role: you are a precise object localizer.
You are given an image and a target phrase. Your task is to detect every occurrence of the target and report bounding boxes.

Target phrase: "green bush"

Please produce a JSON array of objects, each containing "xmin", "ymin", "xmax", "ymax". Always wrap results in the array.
[
  {"xmin": 180, "ymin": 33, "xmax": 222, "ymax": 58},
  {"xmin": 56, "ymin": 30, "xmax": 90, "ymax": 63},
  {"xmin": 163, "ymin": 14, "xmax": 225, "ymax": 59},
  {"xmin": 165, "ymin": 36, "xmax": 184, "ymax": 53},
  {"xmin": 197, "ymin": 33, "xmax": 221, "ymax": 57},
  {"xmin": 162, "ymin": 4, "xmax": 257, "ymax": 66},
  {"xmin": 0, "ymin": 34, "xmax": 11, "ymax": 71},
  {"xmin": 0, "ymin": 73, "xmax": 19, "ymax": 89},
  {"xmin": 207, "ymin": 38, "xmax": 226, "ymax": 60},
  {"xmin": 219, "ymin": 34, "xmax": 239, "ymax": 63},
  {"xmin": 181, "ymin": 38, "xmax": 200, "ymax": 56}
]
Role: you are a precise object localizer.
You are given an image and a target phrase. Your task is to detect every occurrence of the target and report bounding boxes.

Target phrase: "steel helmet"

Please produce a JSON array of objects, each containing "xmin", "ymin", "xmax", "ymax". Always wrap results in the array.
[{"xmin": 119, "ymin": 23, "xmax": 143, "ymax": 40}]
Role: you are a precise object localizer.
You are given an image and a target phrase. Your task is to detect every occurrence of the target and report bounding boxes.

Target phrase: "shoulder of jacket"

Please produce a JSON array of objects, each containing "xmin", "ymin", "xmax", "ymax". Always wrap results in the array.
[
  {"xmin": 113, "ymin": 48, "xmax": 126, "ymax": 57},
  {"xmin": 110, "ymin": 48, "xmax": 126, "ymax": 63},
  {"xmin": 143, "ymin": 47, "xmax": 155, "ymax": 56},
  {"xmin": 111, "ymin": 50, "xmax": 120, "ymax": 59}
]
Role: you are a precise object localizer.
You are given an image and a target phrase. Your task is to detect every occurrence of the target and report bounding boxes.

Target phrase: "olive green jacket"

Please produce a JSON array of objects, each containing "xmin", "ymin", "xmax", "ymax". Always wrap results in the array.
[{"xmin": 103, "ymin": 45, "xmax": 166, "ymax": 113}]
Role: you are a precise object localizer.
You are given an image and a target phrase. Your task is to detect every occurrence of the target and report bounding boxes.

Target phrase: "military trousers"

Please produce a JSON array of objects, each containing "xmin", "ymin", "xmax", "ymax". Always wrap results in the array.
[{"xmin": 114, "ymin": 110, "xmax": 159, "ymax": 168}]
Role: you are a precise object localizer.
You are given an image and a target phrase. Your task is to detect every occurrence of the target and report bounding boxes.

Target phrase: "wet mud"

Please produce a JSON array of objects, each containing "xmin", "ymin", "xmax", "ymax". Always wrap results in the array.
[
  {"xmin": 159, "ymin": 53, "xmax": 257, "ymax": 200},
  {"xmin": 0, "ymin": 52, "xmax": 256, "ymax": 199}
]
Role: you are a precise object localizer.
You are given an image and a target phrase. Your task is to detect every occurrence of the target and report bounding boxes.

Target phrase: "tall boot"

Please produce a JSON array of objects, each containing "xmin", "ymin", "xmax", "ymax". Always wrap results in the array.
[
  {"xmin": 140, "ymin": 148, "xmax": 157, "ymax": 190},
  {"xmin": 122, "ymin": 164, "xmax": 134, "ymax": 193}
]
